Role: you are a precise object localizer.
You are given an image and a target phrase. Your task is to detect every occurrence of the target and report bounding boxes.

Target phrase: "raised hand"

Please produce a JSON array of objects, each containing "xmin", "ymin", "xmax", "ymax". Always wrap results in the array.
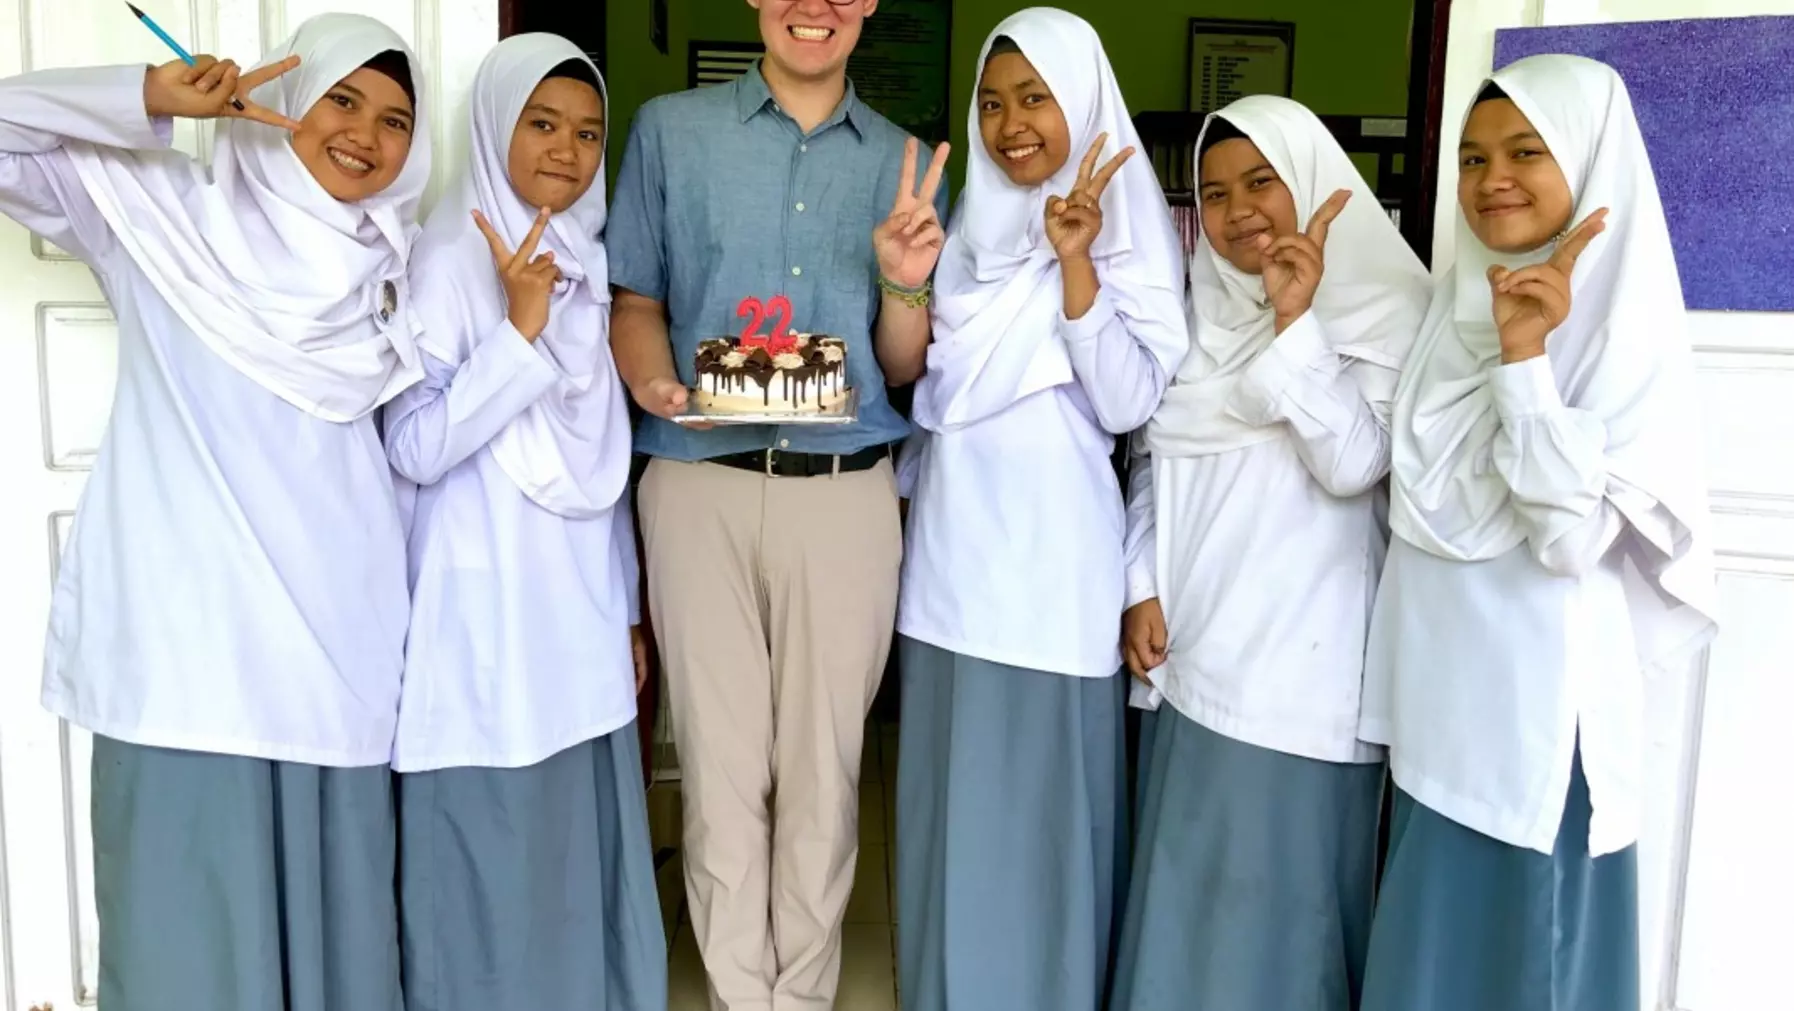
[
  {"xmin": 472, "ymin": 206, "xmax": 561, "ymax": 342},
  {"xmin": 1488, "ymin": 208, "xmax": 1608, "ymax": 363},
  {"xmin": 1122, "ymin": 597, "xmax": 1168, "ymax": 685},
  {"xmin": 873, "ymin": 137, "xmax": 951, "ymax": 290},
  {"xmin": 143, "ymin": 54, "xmax": 303, "ymax": 132},
  {"xmin": 1258, "ymin": 188, "xmax": 1351, "ymax": 333},
  {"xmin": 1045, "ymin": 133, "xmax": 1134, "ymax": 261}
]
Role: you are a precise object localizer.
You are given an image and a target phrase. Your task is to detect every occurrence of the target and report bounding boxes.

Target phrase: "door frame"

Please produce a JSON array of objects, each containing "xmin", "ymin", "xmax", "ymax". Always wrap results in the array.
[{"xmin": 1404, "ymin": 0, "xmax": 1455, "ymax": 267}]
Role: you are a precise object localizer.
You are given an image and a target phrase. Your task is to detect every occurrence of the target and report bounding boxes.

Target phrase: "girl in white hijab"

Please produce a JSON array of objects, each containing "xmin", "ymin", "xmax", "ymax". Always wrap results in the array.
[
  {"xmin": 893, "ymin": 10, "xmax": 1188, "ymax": 1010},
  {"xmin": 2, "ymin": 12, "xmax": 428, "ymax": 1009},
  {"xmin": 1107, "ymin": 95, "xmax": 1431, "ymax": 1011},
  {"xmin": 383, "ymin": 34, "xmax": 664, "ymax": 1011},
  {"xmin": 1359, "ymin": 54, "xmax": 1718, "ymax": 1011}
]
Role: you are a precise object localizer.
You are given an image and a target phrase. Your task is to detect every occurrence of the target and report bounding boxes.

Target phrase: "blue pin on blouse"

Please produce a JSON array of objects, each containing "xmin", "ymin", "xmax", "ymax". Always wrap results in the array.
[{"xmin": 125, "ymin": 2, "xmax": 248, "ymax": 112}]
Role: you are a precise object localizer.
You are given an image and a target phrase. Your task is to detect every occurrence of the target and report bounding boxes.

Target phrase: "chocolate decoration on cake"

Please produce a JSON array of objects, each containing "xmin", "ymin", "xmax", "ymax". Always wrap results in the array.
[{"xmin": 695, "ymin": 334, "xmax": 849, "ymax": 414}]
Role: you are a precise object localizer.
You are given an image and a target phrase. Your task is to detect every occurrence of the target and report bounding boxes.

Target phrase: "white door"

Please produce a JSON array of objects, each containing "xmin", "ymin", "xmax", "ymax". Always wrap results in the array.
[
  {"xmin": 1436, "ymin": 2, "xmax": 1794, "ymax": 1009},
  {"xmin": 0, "ymin": 1, "xmax": 491, "ymax": 1007}
]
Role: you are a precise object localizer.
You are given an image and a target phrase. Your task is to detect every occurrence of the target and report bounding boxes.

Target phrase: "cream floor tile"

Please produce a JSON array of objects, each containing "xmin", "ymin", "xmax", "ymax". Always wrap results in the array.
[
  {"xmin": 668, "ymin": 918, "xmax": 710, "ymax": 1011},
  {"xmin": 648, "ymin": 782, "xmax": 683, "ymax": 851},
  {"xmin": 882, "ymin": 773, "xmax": 897, "ymax": 838},
  {"xmin": 861, "ymin": 729, "xmax": 882, "ymax": 784},
  {"xmin": 845, "ymin": 843, "xmax": 891, "ymax": 924},
  {"xmin": 878, "ymin": 724, "xmax": 900, "ymax": 786},
  {"xmin": 836, "ymin": 922, "xmax": 899, "ymax": 1011},
  {"xmin": 656, "ymin": 850, "xmax": 685, "ymax": 944},
  {"xmin": 664, "ymin": 716, "xmax": 903, "ymax": 1010},
  {"xmin": 668, "ymin": 919, "xmax": 898, "ymax": 1011},
  {"xmin": 860, "ymin": 777, "xmax": 887, "ymax": 845}
]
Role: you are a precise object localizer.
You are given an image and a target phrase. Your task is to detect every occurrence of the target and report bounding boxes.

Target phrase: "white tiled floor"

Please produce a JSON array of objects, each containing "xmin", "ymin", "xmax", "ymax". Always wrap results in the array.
[{"xmin": 652, "ymin": 720, "xmax": 903, "ymax": 1011}]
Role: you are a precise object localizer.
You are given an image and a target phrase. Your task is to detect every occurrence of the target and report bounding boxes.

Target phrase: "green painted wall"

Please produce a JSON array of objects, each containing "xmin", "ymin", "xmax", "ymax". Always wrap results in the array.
[{"xmin": 604, "ymin": 0, "xmax": 1414, "ymax": 189}]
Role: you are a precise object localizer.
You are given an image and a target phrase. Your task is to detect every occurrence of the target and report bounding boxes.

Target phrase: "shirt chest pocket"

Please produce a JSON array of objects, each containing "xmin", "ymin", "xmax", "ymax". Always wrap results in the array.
[{"xmin": 814, "ymin": 173, "xmax": 881, "ymax": 294}]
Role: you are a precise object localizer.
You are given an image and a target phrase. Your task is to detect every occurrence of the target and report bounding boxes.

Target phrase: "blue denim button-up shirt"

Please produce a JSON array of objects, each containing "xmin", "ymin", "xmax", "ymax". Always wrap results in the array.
[{"xmin": 606, "ymin": 63, "xmax": 946, "ymax": 460}]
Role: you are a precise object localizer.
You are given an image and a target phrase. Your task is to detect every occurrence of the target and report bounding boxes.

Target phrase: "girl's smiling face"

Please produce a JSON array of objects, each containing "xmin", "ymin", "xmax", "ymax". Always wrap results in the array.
[
  {"xmin": 291, "ymin": 65, "xmax": 416, "ymax": 203},
  {"xmin": 1198, "ymin": 135, "xmax": 1298, "ymax": 276},
  {"xmin": 1456, "ymin": 96, "xmax": 1575, "ymax": 254},
  {"xmin": 977, "ymin": 47, "xmax": 1071, "ymax": 187},
  {"xmin": 507, "ymin": 75, "xmax": 605, "ymax": 213}
]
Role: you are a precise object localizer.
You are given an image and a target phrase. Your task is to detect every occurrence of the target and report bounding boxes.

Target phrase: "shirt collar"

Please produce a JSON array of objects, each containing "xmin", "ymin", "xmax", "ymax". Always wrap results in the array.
[{"xmin": 735, "ymin": 61, "xmax": 869, "ymax": 141}]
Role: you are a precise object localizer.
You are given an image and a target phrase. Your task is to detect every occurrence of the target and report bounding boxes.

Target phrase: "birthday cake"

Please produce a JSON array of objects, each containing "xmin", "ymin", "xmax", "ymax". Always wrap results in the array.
[
  {"xmin": 695, "ymin": 333, "xmax": 849, "ymax": 415},
  {"xmin": 692, "ymin": 294, "xmax": 850, "ymax": 416}
]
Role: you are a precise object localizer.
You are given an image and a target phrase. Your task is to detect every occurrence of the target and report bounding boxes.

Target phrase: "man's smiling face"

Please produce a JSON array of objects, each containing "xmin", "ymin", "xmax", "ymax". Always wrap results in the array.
[{"xmin": 751, "ymin": 0, "xmax": 876, "ymax": 83}]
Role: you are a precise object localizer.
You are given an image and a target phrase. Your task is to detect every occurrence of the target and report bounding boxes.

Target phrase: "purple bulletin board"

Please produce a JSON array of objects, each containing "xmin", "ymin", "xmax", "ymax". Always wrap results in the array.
[{"xmin": 1495, "ymin": 17, "xmax": 1794, "ymax": 312}]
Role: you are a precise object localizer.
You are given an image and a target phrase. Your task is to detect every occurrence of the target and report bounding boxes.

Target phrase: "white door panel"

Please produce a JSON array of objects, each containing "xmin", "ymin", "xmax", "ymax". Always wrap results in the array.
[
  {"xmin": 1438, "ymin": 4, "xmax": 1794, "ymax": 1009},
  {"xmin": 0, "ymin": 2, "xmax": 491, "ymax": 1007}
]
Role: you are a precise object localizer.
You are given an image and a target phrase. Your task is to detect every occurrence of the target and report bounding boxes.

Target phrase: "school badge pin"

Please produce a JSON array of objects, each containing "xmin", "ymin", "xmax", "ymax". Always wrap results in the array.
[{"xmin": 378, "ymin": 280, "xmax": 398, "ymax": 324}]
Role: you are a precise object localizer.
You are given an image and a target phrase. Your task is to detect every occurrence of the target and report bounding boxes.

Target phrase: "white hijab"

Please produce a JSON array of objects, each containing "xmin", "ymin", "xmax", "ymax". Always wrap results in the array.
[
  {"xmin": 1146, "ymin": 96, "xmax": 1430, "ymax": 458},
  {"xmin": 410, "ymin": 34, "xmax": 628, "ymax": 520},
  {"xmin": 1388, "ymin": 54, "xmax": 1717, "ymax": 674},
  {"xmin": 65, "ymin": 13, "xmax": 431, "ymax": 422},
  {"xmin": 911, "ymin": 7, "xmax": 1186, "ymax": 434}
]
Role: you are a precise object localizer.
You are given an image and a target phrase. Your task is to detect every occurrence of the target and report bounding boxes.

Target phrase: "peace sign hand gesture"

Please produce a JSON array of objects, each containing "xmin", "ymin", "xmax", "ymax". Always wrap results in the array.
[
  {"xmin": 1259, "ymin": 189, "xmax": 1351, "ymax": 333},
  {"xmin": 473, "ymin": 207, "xmax": 562, "ymax": 342},
  {"xmin": 1045, "ymin": 133, "xmax": 1135, "ymax": 261},
  {"xmin": 873, "ymin": 137, "xmax": 951, "ymax": 290},
  {"xmin": 1488, "ymin": 209, "xmax": 1608, "ymax": 363},
  {"xmin": 142, "ymin": 55, "xmax": 303, "ymax": 132}
]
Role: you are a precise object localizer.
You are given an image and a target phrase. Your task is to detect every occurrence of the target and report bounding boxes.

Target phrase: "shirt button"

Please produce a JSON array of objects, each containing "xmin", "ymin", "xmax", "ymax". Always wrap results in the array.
[
  {"xmin": 779, "ymin": 439, "xmax": 790, "ymax": 449},
  {"xmin": 795, "ymin": 201, "xmax": 806, "ymax": 212},
  {"xmin": 800, "ymin": 143, "xmax": 808, "ymax": 153},
  {"xmin": 792, "ymin": 266, "xmax": 803, "ymax": 276}
]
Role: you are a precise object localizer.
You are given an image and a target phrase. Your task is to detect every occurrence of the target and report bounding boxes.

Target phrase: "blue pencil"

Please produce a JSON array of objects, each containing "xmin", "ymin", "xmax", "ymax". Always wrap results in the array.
[{"xmin": 125, "ymin": 2, "xmax": 247, "ymax": 111}]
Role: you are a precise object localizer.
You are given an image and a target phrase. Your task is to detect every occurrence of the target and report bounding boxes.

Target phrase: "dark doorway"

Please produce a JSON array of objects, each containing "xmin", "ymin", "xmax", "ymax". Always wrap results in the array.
[
  {"xmin": 500, "ymin": 0, "xmax": 607, "ymax": 73},
  {"xmin": 1404, "ymin": 0, "xmax": 1455, "ymax": 266}
]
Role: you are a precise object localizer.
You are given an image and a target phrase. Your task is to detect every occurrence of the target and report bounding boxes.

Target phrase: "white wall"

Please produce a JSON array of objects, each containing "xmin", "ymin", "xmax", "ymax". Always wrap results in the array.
[{"xmin": 1436, "ymin": 3, "xmax": 1794, "ymax": 1009}]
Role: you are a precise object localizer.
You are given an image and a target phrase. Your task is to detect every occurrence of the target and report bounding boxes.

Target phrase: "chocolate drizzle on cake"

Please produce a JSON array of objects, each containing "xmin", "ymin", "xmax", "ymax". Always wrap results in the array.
[{"xmin": 696, "ymin": 335, "xmax": 848, "ymax": 411}]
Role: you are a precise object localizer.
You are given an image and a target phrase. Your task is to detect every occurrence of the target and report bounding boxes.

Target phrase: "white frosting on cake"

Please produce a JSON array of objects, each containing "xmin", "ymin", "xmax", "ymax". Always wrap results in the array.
[{"xmin": 694, "ymin": 333, "xmax": 850, "ymax": 416}]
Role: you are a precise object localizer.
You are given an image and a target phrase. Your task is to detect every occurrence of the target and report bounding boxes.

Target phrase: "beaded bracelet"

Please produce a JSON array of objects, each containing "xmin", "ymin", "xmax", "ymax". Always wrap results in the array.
[{"xmin": 877, "ymin": 275, "xmax": 933, "ymax": 308}]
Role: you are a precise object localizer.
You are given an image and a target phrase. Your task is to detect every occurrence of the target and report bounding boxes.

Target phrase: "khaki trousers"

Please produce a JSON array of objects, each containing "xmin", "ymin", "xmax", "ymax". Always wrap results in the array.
[{"xmin": 639, "ymin": 457, "xmax": 901, "ymax": 1011}]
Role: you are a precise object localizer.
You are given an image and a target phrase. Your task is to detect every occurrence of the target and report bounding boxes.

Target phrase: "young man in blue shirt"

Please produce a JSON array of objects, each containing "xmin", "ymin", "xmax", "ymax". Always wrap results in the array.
[{"xmin": 607, "ymin": 0, "xmax": 948, "ymax": 1006}]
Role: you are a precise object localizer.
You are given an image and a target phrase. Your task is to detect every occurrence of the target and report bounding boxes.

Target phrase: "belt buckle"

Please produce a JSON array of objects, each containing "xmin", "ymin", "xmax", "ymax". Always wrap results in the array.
[{"xmin": 764, "ymin": 448, "xmax": 778, "ymax": 478}]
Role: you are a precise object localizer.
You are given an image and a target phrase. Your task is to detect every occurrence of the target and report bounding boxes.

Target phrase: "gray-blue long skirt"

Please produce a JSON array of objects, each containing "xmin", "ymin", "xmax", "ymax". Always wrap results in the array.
[
  {"xmin": 894, "ymin": 635, "xmax": 1128, "ymax": 1011},
  {"xmin": 1108, "ymin": 705, "xmax": 1385, "ymax": 1011},
  {"xmin": 90, "ymin": 734, "xmax": 403, "ymax": 1011},
  {"xmin": 1359, "ymin": 749, "xmax": 1639, "ymax": 1011},
  {"xmin": 397, "ymin": 724, "xmax": 667, "ymax": 1011}
]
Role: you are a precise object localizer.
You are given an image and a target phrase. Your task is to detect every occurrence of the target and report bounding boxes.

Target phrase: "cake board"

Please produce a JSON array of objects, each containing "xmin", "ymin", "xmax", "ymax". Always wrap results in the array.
[{"xmin": 670, "ymin": 388, "xmax": 860, "ymax": 427}]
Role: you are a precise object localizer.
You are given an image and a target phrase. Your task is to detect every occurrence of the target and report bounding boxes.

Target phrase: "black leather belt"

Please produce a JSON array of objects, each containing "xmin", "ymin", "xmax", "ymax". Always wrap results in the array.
[{"xmin": 707, "ymin": 444, "xmax": 891, "ymax": 478}]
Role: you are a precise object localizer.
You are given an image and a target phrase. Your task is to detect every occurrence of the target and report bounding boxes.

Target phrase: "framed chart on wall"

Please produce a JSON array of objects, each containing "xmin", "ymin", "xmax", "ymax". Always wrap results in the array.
[
  {"xmin": 846, "ymin": 0, "xmax": 953, "ymax": 144},
  {"xmin": 1186, "ymin": 18, "xmax": 1296, "ymax": 113}
]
